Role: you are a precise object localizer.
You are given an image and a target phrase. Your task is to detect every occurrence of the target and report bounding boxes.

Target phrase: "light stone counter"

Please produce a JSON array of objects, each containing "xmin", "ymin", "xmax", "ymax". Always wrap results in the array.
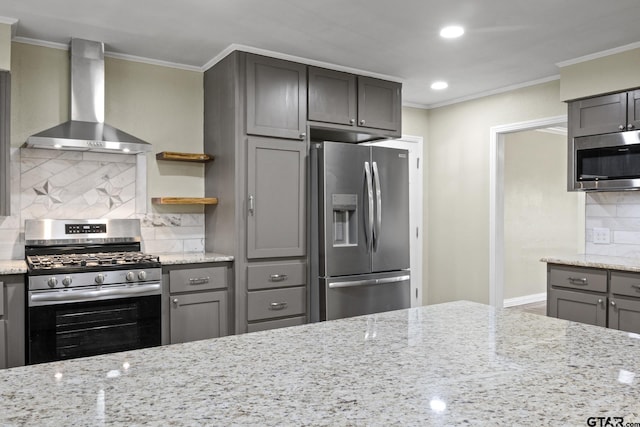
[
  {"xmin": 541, "ymin": 253, "xmax": 640, "ymax": 272},
  {"xmin": 155, "ymin": 252, "xmax": 234, "ymax": 265},
  {"xmin": 0, "ymin": 259, "xmax": 27, "ymax": 275},
  {"xmin": 1, "ymin": 301, "xmax": 639, "ymax": 426}
]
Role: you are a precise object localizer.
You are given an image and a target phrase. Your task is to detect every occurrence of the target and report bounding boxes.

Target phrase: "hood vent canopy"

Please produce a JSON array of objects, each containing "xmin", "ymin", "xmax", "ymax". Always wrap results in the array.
[{"xmin": 24, "ymin": 39, "xmax": 152, "ymax": 154}]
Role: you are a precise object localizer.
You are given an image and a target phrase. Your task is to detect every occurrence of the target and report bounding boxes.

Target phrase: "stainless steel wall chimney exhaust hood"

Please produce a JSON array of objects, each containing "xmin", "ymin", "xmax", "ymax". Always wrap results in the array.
[{"xmin": 23, "ymin": 39, "xmax": 152, "ymax": 154}]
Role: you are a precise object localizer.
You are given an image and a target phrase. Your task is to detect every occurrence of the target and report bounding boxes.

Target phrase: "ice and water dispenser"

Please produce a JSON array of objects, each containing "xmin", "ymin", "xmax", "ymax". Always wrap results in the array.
[{"xmin": 331, "ymin": 194, "xmax": 357, "ymax": 246}]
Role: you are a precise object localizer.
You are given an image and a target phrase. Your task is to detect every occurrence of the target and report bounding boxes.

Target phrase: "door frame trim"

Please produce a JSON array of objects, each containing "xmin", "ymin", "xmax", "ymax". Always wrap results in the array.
[{"xmin": 489, "ymin": 115, "xmax": 567, "ymax": 308}]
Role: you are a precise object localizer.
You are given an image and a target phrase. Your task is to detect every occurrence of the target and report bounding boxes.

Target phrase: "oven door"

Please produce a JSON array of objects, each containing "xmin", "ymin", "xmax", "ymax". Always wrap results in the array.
[{"xmin": 27, "ymin": 284, "xmax": 161, "ymax": 364}]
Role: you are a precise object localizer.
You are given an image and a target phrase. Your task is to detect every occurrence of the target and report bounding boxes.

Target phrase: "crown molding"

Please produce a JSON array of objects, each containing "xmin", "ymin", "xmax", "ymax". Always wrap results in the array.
[{"xmin": 556, "ymin": 40, "xmax": 640, "ymax": 68}]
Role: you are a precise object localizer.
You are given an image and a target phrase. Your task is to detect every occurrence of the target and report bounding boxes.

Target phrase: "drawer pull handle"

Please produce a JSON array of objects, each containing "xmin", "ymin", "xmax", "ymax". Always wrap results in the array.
[
  {"xmin": 270, "ymin": 274, "xmax": 288, "ymax": 282},
  {"xmin": 568, "ymin": 277, "xmax": 588, "ymax": 285},
  {"xmin": 269, "ymin": 302, "xmax": 288, "ymax": 311},
  {"xmin": 189, "ymin": 277, "xmax": 210, "ymax": 285}
]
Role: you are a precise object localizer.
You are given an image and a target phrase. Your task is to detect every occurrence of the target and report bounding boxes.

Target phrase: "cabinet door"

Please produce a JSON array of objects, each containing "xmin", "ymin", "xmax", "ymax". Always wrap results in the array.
[
  {"xmin": 608, "ymin": 297, "xmax": 640, "ymax": 334},
  {"xmin": 308, "ymin": 67, "xmax": 356, "ymax": 126},
  {"xmin": 0, "ymin": 71, "xmax": 10, "ymax": 217},
  {"xmin": 548, "ymin": 288, "xmax": 606, "ymax": 327},
  {"xmin": 628, "ymin": 89, "xmax": 640, "ymax": 131},
  {"xmin": 246, "ymin": 54, "xmax": 307, "ymax": 140},
  {"xmin": 170, "ymin": 290, "xmax": 228, "ymax": 344},
  {"xmin": 357, "ymin": 76, "xmax": 401, "ymax": 132},
  {"xmin": 569, "ymin": 92, "xmax": 627, "ymax": 137},
  {"xmin": 1, "ymin": 277, "xmax": 24, "ymax": 368},
  {"xmin": 247, "ymin": 137, "xmax": 306, "ymax": 258}
]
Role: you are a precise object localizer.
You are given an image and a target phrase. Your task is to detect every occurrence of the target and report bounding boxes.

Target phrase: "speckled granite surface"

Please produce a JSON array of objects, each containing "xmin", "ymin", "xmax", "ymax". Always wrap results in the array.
[
  {"xmin": 1, "ymin": 300, "xmax": 639, "ymax": 426},
  {"xmin": 541, "ymin": 254, "xmax": 640, "ymax": 272},
  {"xmin": 0, "ymin": 260, "xmax": 27, "ymax": 275},
  {"xmin": 155, "ymin": 252, "xmax": 233, "ymax": 265}
]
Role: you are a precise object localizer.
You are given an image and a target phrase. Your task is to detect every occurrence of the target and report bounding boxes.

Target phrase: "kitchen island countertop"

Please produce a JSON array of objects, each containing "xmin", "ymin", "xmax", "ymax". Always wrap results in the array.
[{"xmin": 1, "ymin": 300, "xmax": 638, "ymax": 425}]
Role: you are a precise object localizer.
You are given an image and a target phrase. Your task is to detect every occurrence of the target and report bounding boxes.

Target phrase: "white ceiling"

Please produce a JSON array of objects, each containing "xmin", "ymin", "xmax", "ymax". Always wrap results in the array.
[{"xmin": 2, "ymin": 0, "xmax": 640, "ymax": 108}]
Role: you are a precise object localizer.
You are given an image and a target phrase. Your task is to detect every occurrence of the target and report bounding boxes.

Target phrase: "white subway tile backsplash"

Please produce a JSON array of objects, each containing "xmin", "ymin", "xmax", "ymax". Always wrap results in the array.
[
  {"xmin": 586, "ymin": 192, "xmax": 640, "ymax": 258},
  {"xmin": 616, "ymin": 204, "xmax": 640, "ymax": 218},
  {"xmin": 585, "ymin": 203, "xmax": 617, "ymax": 218}
]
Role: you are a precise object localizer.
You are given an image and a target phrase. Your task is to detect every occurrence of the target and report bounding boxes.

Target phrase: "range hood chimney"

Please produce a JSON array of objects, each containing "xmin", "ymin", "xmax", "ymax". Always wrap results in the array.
[{"xmin": 24, "ymin": 39, "xmax": 152, "ymax": 153}]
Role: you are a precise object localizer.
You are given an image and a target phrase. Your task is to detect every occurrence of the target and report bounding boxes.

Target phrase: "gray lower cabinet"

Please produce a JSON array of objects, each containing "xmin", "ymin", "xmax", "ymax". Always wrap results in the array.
[
  {"xmin": 247, "ymin": 137, "xmax": 306, "ymax": 259},
  {"xmin": 307, "ymin": 66, "xmax": 401, "ymax": 136},
  {"xmin": 163, "ymin": 263, "xmax": 231, "ymax": 344},
  {"xmin": 0, "ymin": 275, "xmax": 25, "ymax": 369},
  {"xmin": 547, "ymin": 264, "xmax": 640, "ymax": 333},
  {"xmin": 568, "ymin": 89, "xmax": 640, "ymax": 138},
  {"xmin": 246, "ymin": 54, "xmax": 307, "ymax": 141},
  {"xmin": 246, "ymin": 260, "xmax": 307, "ymax": 332}
]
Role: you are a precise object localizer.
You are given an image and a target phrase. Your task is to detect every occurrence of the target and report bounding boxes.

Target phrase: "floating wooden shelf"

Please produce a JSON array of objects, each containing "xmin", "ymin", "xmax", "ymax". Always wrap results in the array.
[
  {"xmin": 156, "ymin": 151, "xmax": 214, "ymax": 163},
  {"xmin": 152, "ymin": 197, "xmax": 218, "ymax": 205}
]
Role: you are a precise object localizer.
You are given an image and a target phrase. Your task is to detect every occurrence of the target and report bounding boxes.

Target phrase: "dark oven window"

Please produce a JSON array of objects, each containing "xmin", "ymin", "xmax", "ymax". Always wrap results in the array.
[
  {"xmin": 28, "ymin": 295, "xmax": 160, "ymax": 364},
  {"xmin": 577, "ymin": 144, "xmax": 640, "ymax": 181}
]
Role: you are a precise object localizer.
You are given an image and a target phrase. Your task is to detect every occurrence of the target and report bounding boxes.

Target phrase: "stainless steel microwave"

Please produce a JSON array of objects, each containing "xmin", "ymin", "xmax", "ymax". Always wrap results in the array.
[{"xmin": 570, "ymin": 130, "xmax": 640, "ymax": 191}]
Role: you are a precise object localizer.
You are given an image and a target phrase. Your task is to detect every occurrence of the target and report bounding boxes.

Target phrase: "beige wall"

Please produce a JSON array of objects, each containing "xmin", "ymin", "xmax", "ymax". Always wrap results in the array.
[
  {"xmin": 503, "ymin": 130, "xmax": 584, "ymax": 300},
  {"xmin": 426, "ymin": 80, "xmax": 565, "ymax": 304},
  {"xmin": 0, "ymin": 23, "xmax": 10, "ymax": 71},
  {"xmin": 560, "ymin": 47, "xmax": 640, "ymax": 101},
  {"xmin": 10, "ymin": 42, "xmax": 204, "ymax": 212}
]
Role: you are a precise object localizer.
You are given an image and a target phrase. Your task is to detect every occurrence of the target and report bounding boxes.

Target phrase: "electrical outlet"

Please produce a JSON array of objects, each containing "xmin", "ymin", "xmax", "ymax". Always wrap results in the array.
[{"xmin": 593, "ymin": 227, "xmax": 611, "ymax": 244}]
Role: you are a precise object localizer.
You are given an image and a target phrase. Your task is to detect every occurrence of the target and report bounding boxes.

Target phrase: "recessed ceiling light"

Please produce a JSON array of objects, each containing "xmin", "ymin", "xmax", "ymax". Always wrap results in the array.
[
  {"xmin": 431, "ymin": 81, "xmax": 448, "ymax": 90},
  {"xmin": 440, "ymin": 25, "xmax": 465, "ymax": 39}
]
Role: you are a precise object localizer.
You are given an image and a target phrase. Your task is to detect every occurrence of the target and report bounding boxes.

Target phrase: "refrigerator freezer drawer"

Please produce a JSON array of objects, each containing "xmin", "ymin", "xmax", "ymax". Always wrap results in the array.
[{"xmin": 321, "ymin": 272, "xmax": 410, "ymax": 321}]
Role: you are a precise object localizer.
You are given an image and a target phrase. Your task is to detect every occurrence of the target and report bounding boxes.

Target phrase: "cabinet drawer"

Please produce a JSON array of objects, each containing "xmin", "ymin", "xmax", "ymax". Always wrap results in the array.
[
  {"xmin": 247, "ymin": 316, "xmax": 306, "ymax": 333},
  {"xmin": 247, "ymin": 262, "xmax": 306, "ymax": 290},
  {"xmin": 610, "ymin": 271, "xmax": 640, "ymax": 298},
  {"xmin": 169, "ymin": 266, "xmax": 227, "ymax": 293},
  {"xmin": 247, "ymin": 287, "xmax": 306, "ymax": 321},
  {"xmin": 548, "ymin": 265, "xmax": 607, "ymax": 293}
]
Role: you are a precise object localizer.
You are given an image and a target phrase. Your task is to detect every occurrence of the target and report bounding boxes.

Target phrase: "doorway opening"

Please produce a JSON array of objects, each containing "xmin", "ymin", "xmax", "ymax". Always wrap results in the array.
[{"xmin": 489, "ymin": 115, "xmax": 584, "ymax": 308}]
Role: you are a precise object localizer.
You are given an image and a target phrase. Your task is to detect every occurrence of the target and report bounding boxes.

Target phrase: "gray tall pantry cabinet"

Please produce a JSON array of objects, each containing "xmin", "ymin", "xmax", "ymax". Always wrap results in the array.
[{"xmin": 205, "ymin": 52, "xmax": 308, "ymax": 334}]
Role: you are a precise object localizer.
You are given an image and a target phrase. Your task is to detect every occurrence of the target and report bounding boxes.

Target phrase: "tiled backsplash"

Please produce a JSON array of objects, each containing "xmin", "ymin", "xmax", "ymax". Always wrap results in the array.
[
  {"xmin": 0, "ymin": 148, "xmax": 204, "ymax": 260},
  {"xmin": 585, "ymin": 192, "xmax": 640, "ymax": 258}
]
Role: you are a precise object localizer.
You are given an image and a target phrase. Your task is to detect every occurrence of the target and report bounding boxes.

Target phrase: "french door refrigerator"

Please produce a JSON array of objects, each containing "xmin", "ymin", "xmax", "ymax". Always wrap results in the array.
[{"xmin": 310, "ymin": 141, "xmax": 410, "ymax": 321}]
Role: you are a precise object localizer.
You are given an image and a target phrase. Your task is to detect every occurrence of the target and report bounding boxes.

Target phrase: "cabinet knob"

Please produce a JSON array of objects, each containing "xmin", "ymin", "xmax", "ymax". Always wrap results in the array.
[
  {"xmin": 350, "ymin": 119, "xmax": 356, "ymax": 125},
  {"xmin": 628, "ymin": 124, "xmax": 635, "ymax": 130},
  {"xmin": 173, "ymin": 298, "xmax": 179, "ymax": 305},
  {"xmin": 300, "ymin": 132, "xmax": 306, "ymax": 140},
  {"xmin": 611, "ymin": 300, "xmax": 616, "ymax": 307},
  {"xmin": 597, "ymin": 298, "xmax": 603, "ymax": 305},
  {"xmin": 360, "ymin": 119, "xmax": 366, "ymax": 125},
  {"xmin": 619, "ymin": 125, "xmax": 625, "ymax": 131}
]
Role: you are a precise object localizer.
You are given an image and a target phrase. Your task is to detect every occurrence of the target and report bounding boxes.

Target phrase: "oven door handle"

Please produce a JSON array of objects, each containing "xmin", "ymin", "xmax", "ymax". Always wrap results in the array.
[{"xmin": 30, "ymin": 283, "xmax": 161, "ymax": 306}]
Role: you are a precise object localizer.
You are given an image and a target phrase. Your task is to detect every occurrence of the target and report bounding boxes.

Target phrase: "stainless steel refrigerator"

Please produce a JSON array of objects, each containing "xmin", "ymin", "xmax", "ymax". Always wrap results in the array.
[{"xmin": 310, "ymin": 141, "xmax": 411, "ymax": 321}]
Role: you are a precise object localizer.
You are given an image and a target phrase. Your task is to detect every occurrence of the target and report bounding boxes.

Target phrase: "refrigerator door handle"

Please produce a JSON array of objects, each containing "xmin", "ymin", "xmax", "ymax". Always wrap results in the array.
[
  {"xmin": 364, "ymin": 161, "xmax": 374, "ymax": 252},
  {"xmin": 328, "ymin": 275, "xmax": 411, "ymax": 289},
  {"xmin": 372, "ymin": 161, "xmax": 382, "ymax": 250}
]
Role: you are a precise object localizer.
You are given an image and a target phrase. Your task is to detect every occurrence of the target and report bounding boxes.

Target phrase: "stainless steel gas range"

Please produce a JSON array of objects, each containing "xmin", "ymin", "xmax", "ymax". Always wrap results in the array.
[{"xmin": 24, "ymin": 219, "xmax": 161, "ymax": 364}]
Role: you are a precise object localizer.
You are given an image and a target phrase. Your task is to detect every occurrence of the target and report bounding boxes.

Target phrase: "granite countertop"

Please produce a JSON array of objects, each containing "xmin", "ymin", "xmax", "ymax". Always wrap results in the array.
[
  {"xmin": 0, "ymin": 259, "xmax": 27, "ymax": 275},
  {"xmin": 541, "ymin": 253, "xmax": 640, "ymax": 272},
  {"xmin": 155, "ymin": 252, "xmax": 234, "ymax": 265},
  {"xmin": 1, "ymin": 300, "xmax": 638, "ymax": 425}
]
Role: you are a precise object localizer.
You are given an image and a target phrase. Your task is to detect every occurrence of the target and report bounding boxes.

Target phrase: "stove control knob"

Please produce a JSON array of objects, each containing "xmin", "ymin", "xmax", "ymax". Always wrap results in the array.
[
  {"xmin": 138, "ymin": 271, "xmax": 147, "ymax": 281},
  {"xmin": 126, "ymin": 271, "xmax": 135, "ymax": 282},
  {"xmin": 62, "ymin": 276, "xmax": 72, "ymax": 287},
  {"xmin": 47, "ymin": 277, "xmax": 58, "ymax": 288},
  {"xmin": 95, "ymin": 273, "xmax": 105, "ymax": 284}
]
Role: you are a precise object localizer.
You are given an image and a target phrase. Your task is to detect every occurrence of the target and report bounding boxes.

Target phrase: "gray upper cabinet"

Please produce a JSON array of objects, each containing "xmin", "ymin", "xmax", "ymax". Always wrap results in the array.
[
  {"xmin": 0, "ymin": 71, "xmax": 10, "ymax": 217},
  {"xmin": 307, "ymin": 67, "xmax": 402, "ymax": 135},
  {"xmin": 247, "ymin": 136, "xmax": 306, "ymax": 259},
  {"xmin": 569, "ymin": 90, "xmax": 640, "ymax": 137},
  {"xmin": 357, "ymin": 76, "xmax": 401, "ymax": 132},
  {"xmin": 246, "ymin": 54, "xmax": 307, "ymax": 140},
  {"xmin": 308, "ymin": 67, "xmax": 357, "ymax": 126}
]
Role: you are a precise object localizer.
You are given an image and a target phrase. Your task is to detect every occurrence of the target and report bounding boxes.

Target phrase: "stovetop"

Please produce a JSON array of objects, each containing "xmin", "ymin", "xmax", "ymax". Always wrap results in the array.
[{"xmin": 26, "ymin": 251, "xmax": 161, "ymax": 273}]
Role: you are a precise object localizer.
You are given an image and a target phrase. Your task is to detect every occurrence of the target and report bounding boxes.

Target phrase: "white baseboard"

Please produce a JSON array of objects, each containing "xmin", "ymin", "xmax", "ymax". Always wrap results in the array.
[{"xmin": 503, "ymin": 292, "xmax": 546, "ymax": 308}]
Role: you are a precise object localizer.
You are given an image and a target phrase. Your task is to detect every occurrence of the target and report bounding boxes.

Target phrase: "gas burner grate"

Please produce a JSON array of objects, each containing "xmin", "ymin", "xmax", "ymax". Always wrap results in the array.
[{"xmin": 26, "ymin": 252, "xmax": 160, "ymax": 271}]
